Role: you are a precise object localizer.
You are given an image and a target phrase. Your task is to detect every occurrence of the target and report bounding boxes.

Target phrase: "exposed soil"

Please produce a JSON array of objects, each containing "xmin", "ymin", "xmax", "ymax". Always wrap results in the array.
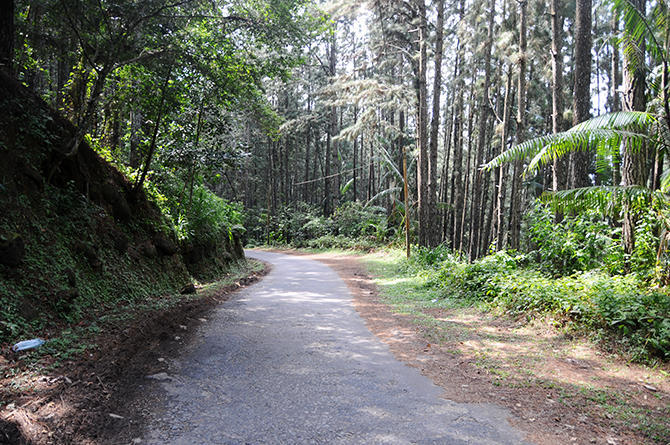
[
  {"xmin": 0, "ymin": 263, "xmax": 269, "ymax": 445},
  {"xmin": 298, "ymin": 250, "xmax": 670, "ymax": 445}
]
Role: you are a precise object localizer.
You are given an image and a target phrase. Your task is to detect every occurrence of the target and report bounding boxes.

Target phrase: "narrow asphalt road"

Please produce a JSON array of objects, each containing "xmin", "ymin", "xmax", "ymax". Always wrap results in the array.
[{"xmin": 141, "ymin": 250, "xmax": 530, "ymax": 444}]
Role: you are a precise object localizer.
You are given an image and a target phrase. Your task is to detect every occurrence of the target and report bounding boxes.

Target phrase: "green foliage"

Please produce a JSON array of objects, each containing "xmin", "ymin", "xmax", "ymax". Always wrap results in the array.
[
  {"xmin": 483, "ymin": 111, "xmax": 655, "ymax": 177},
  {"xmin": 151, "ymin": 171, "xmax": 243, "ymax": 244},
  {"xmin": 305, "ymin": 234, "xmax": 379, "ymax": 251},
  {"xmin": 397, "ymin": 246, "xmax": 670, "ymax": 362},
  {"xmin": 332, "ymin": 202, "xmax": 387, "ymax": 238},
  {"xmin": 246, "ymin": 201, "xmax": 389, "ymax": 249},
  {"xmin": 523, "ymin": 201, "xmax": 618, "ymax": 276}
]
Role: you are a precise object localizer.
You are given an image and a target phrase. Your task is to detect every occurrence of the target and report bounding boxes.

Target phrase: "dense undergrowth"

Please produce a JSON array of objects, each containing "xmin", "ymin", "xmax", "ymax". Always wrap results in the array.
[
  {"xmin": 245, "ymin": 201, "xmax": 391, "ymax": 251},
  {"xmin": 401, "ymin": 248, "xmax": 669, "ymax": 362}
]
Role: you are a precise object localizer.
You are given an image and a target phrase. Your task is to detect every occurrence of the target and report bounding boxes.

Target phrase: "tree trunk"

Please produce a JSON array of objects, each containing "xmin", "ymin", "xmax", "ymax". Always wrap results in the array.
[
  {"xmin": 496, "ymin": 67, "xmax": 513, "ymax": 249},
  {"xmin": 427, "ymin": 0, "xmax": 445, "ymax": 248},
  {"xmin": 134, "ymin": 65, "xmax": 172, "ymax": 192},
  {"xmin": 324, "ymin": 35, "xmax": 337, "ymax": 216},
  {"xmin": 469, "ymin": 0, "xmax": 496, "ymax": 260},
  {"xmin": 509, "ymin": 0, "xmax": 527, "ymax": 250},
  {"xmin": 621, "ymin": 0, "xmax": 647, "ymax": 257},
  {"xmin": 353, "ymin": 108, "xmax": 358, "ymax": 201},
  {"xmin": 611, "ymin": 14, "xmax": 622, "ymax": 185},
  {"xmin": 129, "ymin": 107, "xmax": 143, "ymax": 168},
  {"xmin": 551, "ymin": 0, "xmax": 568, "ymax": 193},
  {"xmin": 304, "ymin": 78, "xmax": 312, "ymax": 201},
  {"xmin": 450, "ymin": 0, "xmax": 465, "ymax": 249},
  {"xmin": 569, "ymin": 0, "xmax": 593, "ymax": 188},
  {"xmin": 459, "ymin": 83, "xmax": 476, "ymax": 252},
  {"xmin": 416, "ymin": 0, "xmax": 430, "ymax": 247}
]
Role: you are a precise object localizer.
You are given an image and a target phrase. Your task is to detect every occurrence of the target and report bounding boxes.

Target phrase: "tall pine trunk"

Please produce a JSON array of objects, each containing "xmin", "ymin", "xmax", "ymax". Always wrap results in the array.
[
  {"xmin": 428, "ymin": 0, "xmax": 445, "ymax": 248},
  {"xmin": 569, "ymin": 0, "xmax": 593, "ymax": 188},
  {"xmin": 509, "ymin": 0, "xmax": 527, "ymax": 250},
  {"xmin": 495, "ymin": 68, "xmax": 513, "ymax": 249},
  {"xmin": 551, "ymin": 0, "xmax": 568, "ymax": 193},
  {"xmin": 469, "ymin": 0, "xmax": 496, "ymax": 259},
  {"xmin": 416, "ymin": 0, "xmax": 430, "ymax": 247}
]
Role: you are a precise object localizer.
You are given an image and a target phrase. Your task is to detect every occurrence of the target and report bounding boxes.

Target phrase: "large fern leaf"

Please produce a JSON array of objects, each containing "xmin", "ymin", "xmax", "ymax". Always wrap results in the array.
[{"xmin": 483, "ymin": 111, "xmax": 656, "ymax": 175}]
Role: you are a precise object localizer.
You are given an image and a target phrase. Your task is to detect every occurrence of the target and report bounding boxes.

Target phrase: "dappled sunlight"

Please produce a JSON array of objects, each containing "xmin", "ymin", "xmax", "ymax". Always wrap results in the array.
[
  {"xmin": 0, "ymin": 371, "xmax": 78, "ymax": 444},
  {"xmin": 421, "ymin": 306, "xmax": 670, "ymax": 406}
]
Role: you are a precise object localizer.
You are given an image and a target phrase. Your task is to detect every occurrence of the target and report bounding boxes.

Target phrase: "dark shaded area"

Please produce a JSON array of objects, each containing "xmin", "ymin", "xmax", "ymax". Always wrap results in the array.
[
  {"xmin": 0, "ymin": 267, "xmax": 268, "ymax": 445},
  {"xmin": 0, "ymin": 69, "xmax": 248, "ymax": 444}
]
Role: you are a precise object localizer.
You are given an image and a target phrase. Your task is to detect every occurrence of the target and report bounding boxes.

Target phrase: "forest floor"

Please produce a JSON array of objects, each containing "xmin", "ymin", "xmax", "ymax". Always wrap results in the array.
[
  {"xmin": 0, "ymin": 260, "xmax": 269, "ymax": 445},
  {"xmin": 290, "ymin": 249, "xmax": 670, "ymax": 445}
]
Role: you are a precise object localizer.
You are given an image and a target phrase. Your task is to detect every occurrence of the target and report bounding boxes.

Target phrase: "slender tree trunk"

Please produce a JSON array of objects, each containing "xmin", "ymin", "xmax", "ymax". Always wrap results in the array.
[
  {"xmin": 551, "ymin": 0, "xmax": 568, "ymax": 193},
  {"xmin": 610, "ymin": 15, "xmax": 622, "ymax": 114},
  {"xmin": 459, "ymin": 84, "xmax": 476, "ymax": 252},
  {"xmin": 621, "ymin": 0, "xmax": 647, "ymax": 257},
  {"xmin": 569, "ymin": 0, "xmax": 593, "ymax": 188},
  {"xmin": 134, "ymin": 66, "xmax": 172, "ymax": 192},
  {"xmin": 611, "ymin": 14, "xmax": 622, "ymax": 185},
  {"xmin": 450, "ymin": 0, "xmax": 465, "ymax": 248},
  {"xmin": 416, "ymin": 0, "xmax": 430, "ymax": 247},
  {"xmin": 324, "ymin": 35, "xmax": 337, "ymax": 216},
  {"xmin": 427, "ymin": 0, "xmax": 445, "ymax": 247},
  {"xmin": 469, "ymin": 0, "xmax": 496, "ymax": 260},
  {"xmin": 369, "ymin": 140, "xmax": 376, "ymax": 200},
  {"xmin": 496, "ymin": 68, "xmax": 513, "ymax": 249},
  {"xmin": 441, "ymin": 65, "xmax": 457, "ymax": 242},
  {"xmin": 509, "ymin": 0, "xmax": 527, "ymax": 250},
  {"xmin": 353, "ymin": 108, "xmax": 358, "ymax": 201},
  {"xmin": 312, "ymin": 137, "xmax": 321, "ymax": 205},
  {"xmin": 304, "ymin": 80, "xmax": 312, "ymax": 201}
]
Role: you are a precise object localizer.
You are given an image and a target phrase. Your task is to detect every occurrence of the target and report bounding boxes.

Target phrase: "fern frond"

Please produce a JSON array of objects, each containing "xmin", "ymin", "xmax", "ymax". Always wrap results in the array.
[
  {"xmin": 483, "ymin": 112, "xmax": 656, "ymax": 174},
  {"xmin": 541, "ymin": 185, "xmax": 653, "ymax": 216}
]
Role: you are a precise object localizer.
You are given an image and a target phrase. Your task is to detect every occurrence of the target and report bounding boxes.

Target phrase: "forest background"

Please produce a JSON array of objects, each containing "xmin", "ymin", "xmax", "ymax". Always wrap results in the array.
[{"xmin": 2, "ymin": 0, "xmax": 670, "ymax": 363}]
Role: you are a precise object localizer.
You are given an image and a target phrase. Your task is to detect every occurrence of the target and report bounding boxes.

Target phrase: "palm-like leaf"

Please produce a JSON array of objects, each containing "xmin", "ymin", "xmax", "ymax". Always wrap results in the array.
[
  {"xmin": 615, "ymin": 0, "xmax": 668, "ymax": 63},
  {"xmin": 366, "ymin": 186, "xmax": 402, "ymax": 207},
  {"xmin": 541, "ymin": 185, "xmax": 656, "ymax": 217},
  {"xmin": 482, "ymin": 112, "xmax": 656, "ymax": 176}
]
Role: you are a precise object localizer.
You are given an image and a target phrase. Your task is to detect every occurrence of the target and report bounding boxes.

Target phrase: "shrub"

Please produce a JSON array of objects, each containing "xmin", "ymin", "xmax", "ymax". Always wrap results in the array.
[
  {"xmin": 523, "ymin": 201, "xmax": 616, "ymax": 276},
  {"xmin": 332, "ymin": 202, "xmax": 387, "ymax": 239},
  {"xmin": 150, "ymin": 171, "xmax": 243, "ymax": 245},
  {"xmin": 244, "ymin": 201, "xmax": 389, "ymax": 248},
  {"xmin": 419, "ymin": 248, "xmax": 670, "ymax": 361}
]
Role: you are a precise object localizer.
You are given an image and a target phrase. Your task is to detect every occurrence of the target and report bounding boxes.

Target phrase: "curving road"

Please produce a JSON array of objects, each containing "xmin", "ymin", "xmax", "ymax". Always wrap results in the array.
[{"xmin": 141, "ymin": 250, "xmax": 530, "ymax": 444}]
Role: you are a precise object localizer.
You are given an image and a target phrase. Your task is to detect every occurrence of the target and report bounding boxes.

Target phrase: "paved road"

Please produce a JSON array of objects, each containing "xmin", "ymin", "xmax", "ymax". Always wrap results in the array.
[{"xmin": 141, "ymin": 250, "xmax": 530, "ymax": 444}]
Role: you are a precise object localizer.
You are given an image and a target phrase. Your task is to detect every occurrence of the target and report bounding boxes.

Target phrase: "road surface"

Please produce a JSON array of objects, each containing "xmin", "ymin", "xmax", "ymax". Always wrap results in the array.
[{"xmin": 141, "ymin": 250, "xmax": 530, "ymax": 444}]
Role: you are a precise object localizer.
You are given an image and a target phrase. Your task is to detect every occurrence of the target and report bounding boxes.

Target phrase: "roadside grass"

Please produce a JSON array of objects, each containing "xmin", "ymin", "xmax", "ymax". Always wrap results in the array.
[{"xmin": 361, "ymin": 249, "xmax": 670, "ymax": 443}]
